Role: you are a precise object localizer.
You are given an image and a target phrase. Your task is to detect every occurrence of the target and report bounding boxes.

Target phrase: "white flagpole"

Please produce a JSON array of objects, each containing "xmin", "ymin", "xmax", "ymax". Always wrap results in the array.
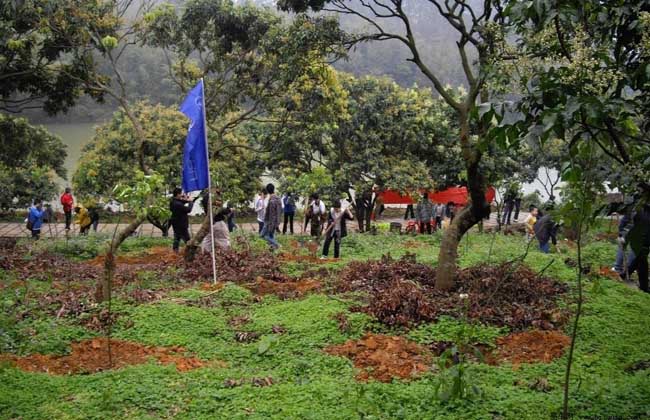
[{"xmin": 201, "ymin": 78, "xmax": 218, "ymax": 284}]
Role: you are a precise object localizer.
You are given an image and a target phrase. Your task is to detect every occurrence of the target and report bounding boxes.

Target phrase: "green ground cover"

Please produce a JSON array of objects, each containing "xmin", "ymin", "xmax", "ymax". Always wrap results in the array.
[{"xmin": 1, "ymin": 229, "xmax": 649, "ymax": 419}]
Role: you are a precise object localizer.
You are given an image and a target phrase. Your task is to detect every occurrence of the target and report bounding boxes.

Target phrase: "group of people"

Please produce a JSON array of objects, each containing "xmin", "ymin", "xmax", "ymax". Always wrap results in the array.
[
  {"xmin": 26, "ymin": 188, "xmax": 100, "ymax": 239},
  {"xmin": 408, "ymin": 192, "xmax": 455, "ymax": 234},
  {"xmin": 524, "ymin": 205, "xmax": 560, "ymax": 254}
]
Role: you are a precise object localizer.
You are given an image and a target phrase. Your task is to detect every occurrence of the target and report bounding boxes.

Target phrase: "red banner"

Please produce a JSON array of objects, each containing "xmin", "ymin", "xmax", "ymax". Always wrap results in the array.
[{"xmin": 379, "ymin": 187, "xmax": 495, "ymax": 206}]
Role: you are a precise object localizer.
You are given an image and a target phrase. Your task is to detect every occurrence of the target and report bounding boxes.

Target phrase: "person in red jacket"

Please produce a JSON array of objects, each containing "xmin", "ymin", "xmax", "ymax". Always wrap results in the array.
[{"xmin": 60, "ymin": 187, "xmax": 74, "ymax": 230}]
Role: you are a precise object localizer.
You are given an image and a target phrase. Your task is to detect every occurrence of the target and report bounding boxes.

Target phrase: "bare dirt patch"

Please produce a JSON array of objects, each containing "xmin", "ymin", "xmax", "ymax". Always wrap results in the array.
[
  {"xmin": 325, "ymin": 333, "xmax": 433, "ymax": 382},
  {"xmin": 489, "ymin": 330, "xmax": 570, "ymax": 366},
  {"xmin": 0, "ymin": 338, "xmax": 215, "ymax": 375},
  {"xmin": 87, "ymin": 246, "xmax": 180, "ymax": 267}
]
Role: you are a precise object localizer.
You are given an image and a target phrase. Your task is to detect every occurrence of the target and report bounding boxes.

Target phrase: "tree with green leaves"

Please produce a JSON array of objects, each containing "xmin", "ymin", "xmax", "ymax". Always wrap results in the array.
[
  {"xmin": 143, "ymin": 0, "xmax": 349, "ymax": 259},
  {"xmin": 0, "ymin": 0, "xmax": 119, "ymax": 114},
  {"xmin": 279, "ymin": 0, "xmax": 514, "ymax": 289},
  {"xmin": 0, "ymin": 114, "xmax": 66, "ymax": 209}
]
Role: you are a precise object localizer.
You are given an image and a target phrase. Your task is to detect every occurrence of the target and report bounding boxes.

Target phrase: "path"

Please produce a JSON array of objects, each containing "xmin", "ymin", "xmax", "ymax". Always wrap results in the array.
[{"xmin": 0, "ymin": 212, "xmax": 528, "ymax": 239}]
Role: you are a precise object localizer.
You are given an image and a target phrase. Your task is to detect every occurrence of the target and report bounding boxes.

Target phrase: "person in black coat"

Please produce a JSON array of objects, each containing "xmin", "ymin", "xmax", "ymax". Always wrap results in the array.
[
  {"xmin": 322, "ymin": 199, "xmax": 354, "ymax": 259},
  {"xmin": 534, "ymin": 211, "xmax": 559, "ymax": 254},
  {"xmin": 170, "ymin": 187, "xmax": 198, "ymax": 252},
  {"xmin": 626, "ymin": 204, "xmax": 650, "ymax": 293}
]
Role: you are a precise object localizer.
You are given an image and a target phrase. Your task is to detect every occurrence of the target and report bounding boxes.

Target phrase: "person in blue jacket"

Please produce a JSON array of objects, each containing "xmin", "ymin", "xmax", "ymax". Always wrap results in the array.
[
  {"xmin": 282, "ymin": 191, "xmax": 296, "ymax": 234},
  {"xmin": 28, "ymin": 200, "xmax": 44, "ymax": 239}
]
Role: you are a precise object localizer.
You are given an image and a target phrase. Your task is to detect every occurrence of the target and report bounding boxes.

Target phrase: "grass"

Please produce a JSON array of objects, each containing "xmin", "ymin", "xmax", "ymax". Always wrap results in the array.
[{"xmin": 1, "ymin": 230, "xmax": 650, "ymax": 419}]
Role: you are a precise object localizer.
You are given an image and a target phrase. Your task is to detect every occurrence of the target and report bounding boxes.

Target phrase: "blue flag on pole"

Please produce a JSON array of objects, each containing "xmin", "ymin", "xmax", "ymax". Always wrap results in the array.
[{"xmin": 180, "ymin": 80, "xmax": 209, "ymax": 193}]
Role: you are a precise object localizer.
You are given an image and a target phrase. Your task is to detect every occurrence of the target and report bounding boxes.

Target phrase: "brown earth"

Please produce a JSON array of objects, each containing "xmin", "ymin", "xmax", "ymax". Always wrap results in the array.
[
  {"xmin": 490, "ymin": 330, "xmax": 570, "ymax": 367},
  {"xmin": 325, "ymin": 333, "xmax": 433, "ymax": 382},
  {"xmin": 0, "ymin": 338, "xmax": 215, "ymax": 375},
  {"xmin": 87, "ymin": 246, "xmax": 180, "ymax": 266}
]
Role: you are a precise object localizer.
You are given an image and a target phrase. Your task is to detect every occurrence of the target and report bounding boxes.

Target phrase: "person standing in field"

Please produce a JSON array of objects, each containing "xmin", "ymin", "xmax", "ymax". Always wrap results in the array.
[
  {"xmin": 282, "ymin": 191, "xmax": 296, "ymax": 234},
  {"xmin": 434, "ymin": 202, "xmax": 445, "ymax": 230},
  {"xmin": 322, "ymin": 199, "xmax": 354, "ymax": 259},
  {"xmin": 613, "ymin": 209, "xmax": 636, "ymax": 276},
  {"xmin": 74, "ymin": 205, "xmax": 92, "ymax": 235},
  {"xmin": 254, "ymin": 189, "xmax": 266, "ymax": 233},
  {"xmin": 524, "ymin": 206, "xmax": 539, "ymax": 242},
  {"xmin": 534, "ymin": 210, "xmax": 559, "ymax": 253},
  {"xmin": 626, "ymin": 205, "xmax": 650, "ymax": 293},
  {"xmin": 170, "ymin": 187, "xmax": 196, "ymax": 252},
  {"xmin": 309, "ymin": 193, "xmax": 326, "ymax": 238},
  {"xmin": 416, "ymin": 192, "xmax": 433, "ymax": 234},
  {"xmin": 60, "ymin": 187, "xmax": 74, "ymax": 230},
  {"xmin": 261, "ymin": 183, "xmax": 282, "ymax": 250},
  {"xmin": 27, "ymin": 200, "xmax": 44, "ymax": 239}
]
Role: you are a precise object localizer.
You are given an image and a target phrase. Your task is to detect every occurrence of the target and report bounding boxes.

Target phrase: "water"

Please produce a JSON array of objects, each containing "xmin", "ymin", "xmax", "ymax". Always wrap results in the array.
[{"xmin": 42, "ymin": 122, "xmax": 97, "ymax": 187}]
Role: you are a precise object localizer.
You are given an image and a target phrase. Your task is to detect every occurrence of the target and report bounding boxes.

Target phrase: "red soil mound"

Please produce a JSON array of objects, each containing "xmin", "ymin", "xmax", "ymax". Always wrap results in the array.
[
  {"xmin": 0, "ymin": 338, "xmax": 213, "ymax": 375},
  {"xmin": 325, "ymin": 333, "xmax": 432, "ymax": 382},
  {"xmin": 492, "ymin": 330, "xmax": 570, "ymax": 366}
]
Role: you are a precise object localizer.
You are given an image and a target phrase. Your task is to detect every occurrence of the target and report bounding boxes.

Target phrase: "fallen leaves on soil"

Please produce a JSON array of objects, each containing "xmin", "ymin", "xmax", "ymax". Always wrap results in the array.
[
  {"xmin": 0, "ymin": 338, "xmax": 215, "ymax": 375},
  {"xmin": 325, "ymin": 333, "xmax": 432, "ymax": 382},
  {"xmin": 338, "ymin": 254, "xmax": 568, "ymax": 330}
]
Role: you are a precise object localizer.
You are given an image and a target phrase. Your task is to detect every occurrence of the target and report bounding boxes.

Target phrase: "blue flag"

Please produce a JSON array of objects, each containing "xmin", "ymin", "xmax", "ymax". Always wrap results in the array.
[{"xmin": 180, "ymin": 80, "xmax": 209, "ymax": 193}]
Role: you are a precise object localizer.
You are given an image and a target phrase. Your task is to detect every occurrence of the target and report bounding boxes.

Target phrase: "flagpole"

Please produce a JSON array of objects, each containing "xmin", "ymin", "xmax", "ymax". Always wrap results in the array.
[{"xmin": 201, "ymin": 78, "xmax": 218, "ymax": 284}]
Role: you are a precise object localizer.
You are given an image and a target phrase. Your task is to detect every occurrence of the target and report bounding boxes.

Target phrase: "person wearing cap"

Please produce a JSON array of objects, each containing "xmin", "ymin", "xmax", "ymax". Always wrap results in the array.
[{"xmin": 322, "ymin": 199, "xmax": 354, "ymax": 259}]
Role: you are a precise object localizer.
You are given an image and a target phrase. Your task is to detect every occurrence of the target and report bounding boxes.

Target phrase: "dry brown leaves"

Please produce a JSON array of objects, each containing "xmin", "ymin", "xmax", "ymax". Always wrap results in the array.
[
  {"xmin": 325, "ymin": 333, "xmax": 432, "ymax": 382},
  {"xmin": 338, "ymin": 254, "xmax": 568, "ymax": 330},
  {"xmin": 0, "ymin": 338, "xmax": 219, "ymax": 375}
]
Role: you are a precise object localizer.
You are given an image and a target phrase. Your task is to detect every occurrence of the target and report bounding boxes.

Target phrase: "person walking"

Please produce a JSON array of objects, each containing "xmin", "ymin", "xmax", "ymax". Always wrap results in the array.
[
  {"xmin": 74, "ymin": 205, "xmax": 92, "ymax": 235},
  {"xmin": 60, "ymin": 187, "xmax": 74, "ymax": 230},
  {"xmin": 434, "ymin": 202, "xmax": 445, "ymax": 230},
  {"xmin": 261, "ymin": 183, "xmax": 282, "ymax": 250},
  {"xmin": 309, "ymin": 193, "xmax": 326, "ymax": 238},
  {"xmin": 27, "ymin": 201, "xmax": 44, "ymax": 239},
  {"xmin": 322, "ymin": 199, "xmax": 354, "ymax": 259},
  {"xmin": 416, "ymin": 192, "xmax": 433, "ymax": 234},
  {"xmin": 254, "ymin": 189, "xmax": 266, "ymax": 233},
  {"xmin": 282, "ymin": 192, "xmax": 296, "ymax": 234},
  {"xmin": 170, "ymin": 187, "xmax": 196, "ymax": 252}
]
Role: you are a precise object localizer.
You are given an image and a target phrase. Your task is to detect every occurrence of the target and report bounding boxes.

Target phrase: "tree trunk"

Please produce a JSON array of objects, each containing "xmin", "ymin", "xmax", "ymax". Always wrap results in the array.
[
  {"xmin": 97, "ymin": 217, "xmax": 144, "ymax": 303},
  {"xmin": 435, "ymin": 110, "xmax": 490, "ymax": 291},
  {"xmin": 184, "ymin": 214, "xmax": 211, "ymax": 262}
]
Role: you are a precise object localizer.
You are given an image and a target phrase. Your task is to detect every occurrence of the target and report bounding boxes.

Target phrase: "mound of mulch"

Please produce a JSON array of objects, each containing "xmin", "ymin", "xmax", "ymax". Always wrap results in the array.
[
  {"xmin": 489, "ymin": 330, "xmax": 570, "ymax": 366},
  {"xmin": 279, "ymin": 254, "xmax": 337, "ymax": 264},
  {"xmin": 245, "ymin": 276, "xmax": 322, "ymax": 299},
  {"xmin": 337, "ymin": 254, "xmax": 569, "ymax": 330},
  {"xmin": 0, "ymin": 338, "xmax": 213, "ymax": 375},
  {"xmin": 87, "ymin": 246, "xmax": 180, "ymax": 267},
  {"xmin": 325, "ymin": 333, "xmax": 432, "ymax": 382}
]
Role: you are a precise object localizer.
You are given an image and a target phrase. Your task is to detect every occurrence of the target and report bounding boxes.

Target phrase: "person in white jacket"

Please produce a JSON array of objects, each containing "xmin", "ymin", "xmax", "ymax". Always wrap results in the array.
[{"xmin": 254, "ymin": 189, "xmax": 267, "ymax": 233}]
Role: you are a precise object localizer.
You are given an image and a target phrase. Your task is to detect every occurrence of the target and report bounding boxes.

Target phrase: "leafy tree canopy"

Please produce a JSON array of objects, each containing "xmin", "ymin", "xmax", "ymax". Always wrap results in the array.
[
  {"xmin": 0, "ymin": 0, "xmax": 120, "ymax": 114},
  {"xmin": 0, "ymin": 114, "xmax": 66, "ymax": 208}
]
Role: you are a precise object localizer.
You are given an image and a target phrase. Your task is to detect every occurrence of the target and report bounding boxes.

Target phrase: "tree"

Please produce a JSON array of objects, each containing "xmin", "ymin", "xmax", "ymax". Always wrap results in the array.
[
  {"xmin": 280, "ymin": 0, "xmax": 511, "ymax": 289},
  {"xmin": 503, "ymin": 0, "xmax": 650, "ymax": 202},
  {"xmin": 143, "ymin": 0, "xmax": 349, "ymax": 259},
  {"xmin": 0, "ymin": 0, "xmax": 119, "ymax": 114},
  {"xmin": 0, "ymin": 114, "xmax": 66, "ymax": 209}
]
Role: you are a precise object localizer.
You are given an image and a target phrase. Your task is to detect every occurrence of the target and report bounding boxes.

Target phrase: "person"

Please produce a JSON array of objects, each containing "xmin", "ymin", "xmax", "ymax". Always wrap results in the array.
[
  {"xmin": 416, "ymin": 192, "xmax": 433, "ymax": 234},
  {"xmin": 322, "ymin": 199, "xmax": 354, "ymax": 259},
  {"xmin": 261, "ymin": 183, "xmax": 282, "ymax": 249},
  {"xmin": 404, "ymin": 199, "xmax": 415, "ymax": 220},
  {"xmin": 625, "ymin": 204, "xmax": 650, "ymax": 293},
  {"xmin": 202, "ymin": 208, "xmax": 231, "ymax": 252},
  {"xmin": 434, "ymin": 202, "xmax": 445, "ymax": 230},
  {"xmin": 42, "ymin": 204, "xmax": 54, "ymax": 224},
  {"xmin": 170, "ymin": 187, "xmax": 196, "ymax": 252},
  {"xmin": 446, "ymin": 201, "xmax": 456, "ymax": 223},
  {"xmin": 282, "ymin": 192, "xmax": 296, "ymax": 234},
  {"xmin": 613, "ymin": 210, "xmax": 636, "ymax": 276},
  {"xmin": 502, "ymin": 191, "xmax": 515, "ymax": 225},
  {"xmin": 60, "ymin": 187, "xmax": 74, "ymax": 230},
  {"xmin": 524, "ymin": 206, "xmax": 539, "ymax": 242},
  {"xmin": 27, "ymin": 201, "xmax": 44, "ymax": 239},
  {"xmin": 534, "ymin": 210, "xmax": 558, "ymax": 253},
  {"xmin": 254, "ymin": 189, "xmax": 266, "ymax": 233},
  {"xmin": 513, "ymin": 195, "xmax": 522, "ymax": 221},
  {"xmin": 374, "ymin": 194, "xmax": 385, "ymax": 219},
  {"xmin": 74, "ymin": 205, "xmax": 92, "ymax": 235},
  {"xmin": 309, "ymin": 193, "xmax": 327, "ymax": 238},
  {"xmin": 225, "ymin": 203, "xmax": 236, "ymax": 232},
  {"xmin": 356, "ymin": 190, "xmax": 372, "ymax": 232},
  {"xmin": 89, "ymin": 205, "xmax": 100, "ymax": 232}
]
